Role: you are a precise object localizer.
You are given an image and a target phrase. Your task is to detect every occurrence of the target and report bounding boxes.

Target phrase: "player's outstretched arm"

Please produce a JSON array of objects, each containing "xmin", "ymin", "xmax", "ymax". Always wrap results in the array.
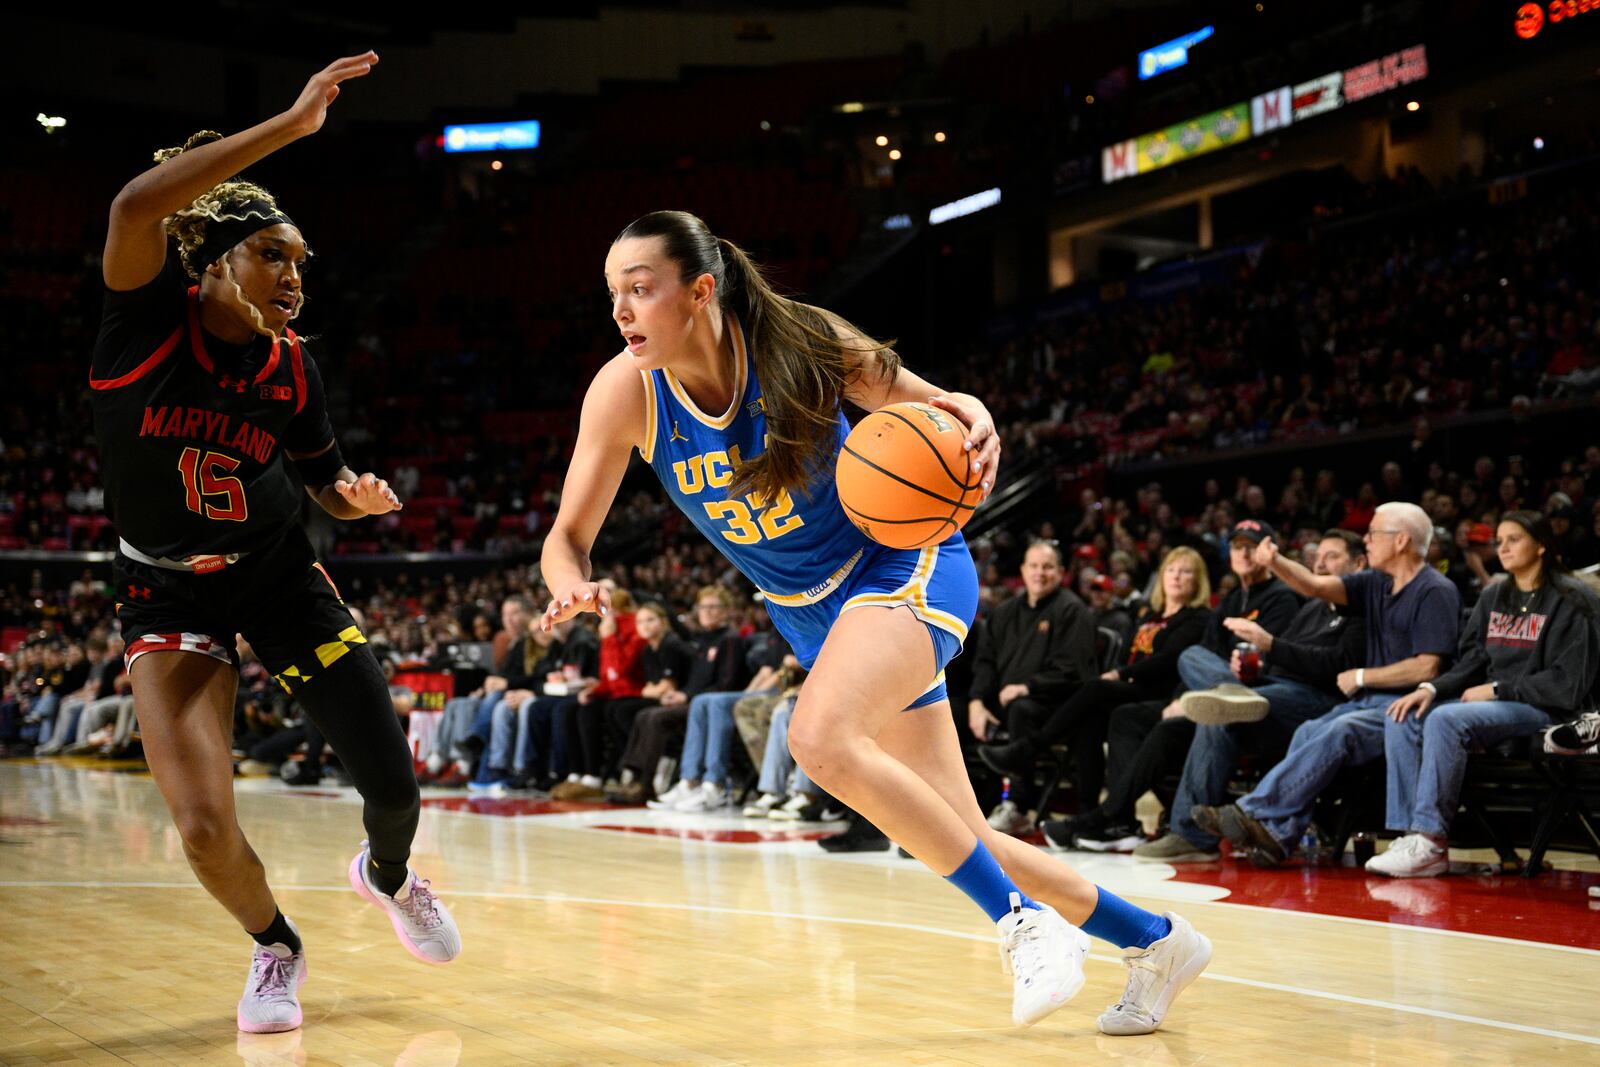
[
  {"xmin": 541, "ymin": 356, "xmax": 647, "ymax": 631},
  {"xmin": 103, "ymin": 51, "xmax": 379, "ymax": 292}
]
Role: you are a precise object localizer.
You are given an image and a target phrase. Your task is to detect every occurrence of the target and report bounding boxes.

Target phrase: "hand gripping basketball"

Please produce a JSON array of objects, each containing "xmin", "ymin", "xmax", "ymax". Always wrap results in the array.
[{"xmin": 836, "ymin": 400, "xmax": 986, "ymax": 549}]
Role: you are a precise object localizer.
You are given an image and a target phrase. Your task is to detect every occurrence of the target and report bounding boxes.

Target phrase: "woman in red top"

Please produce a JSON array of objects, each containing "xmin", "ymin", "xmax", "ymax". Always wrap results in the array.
[{"xmin": 555, "ymin": 589, "xmax": 645, "ymax": 797}]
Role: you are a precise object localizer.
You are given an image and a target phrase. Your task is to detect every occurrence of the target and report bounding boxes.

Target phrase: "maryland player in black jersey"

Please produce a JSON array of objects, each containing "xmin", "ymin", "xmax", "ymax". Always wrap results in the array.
[{"xmin": 93, "ymin": 53, "xmax": 460, "ymax": 1034}]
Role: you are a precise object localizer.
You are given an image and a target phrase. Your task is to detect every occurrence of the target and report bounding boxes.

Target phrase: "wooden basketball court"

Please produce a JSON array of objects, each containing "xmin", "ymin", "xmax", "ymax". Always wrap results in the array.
[{"xmin": 3, "ymin": 760, "xmax": 1597, "ymax": 1065}]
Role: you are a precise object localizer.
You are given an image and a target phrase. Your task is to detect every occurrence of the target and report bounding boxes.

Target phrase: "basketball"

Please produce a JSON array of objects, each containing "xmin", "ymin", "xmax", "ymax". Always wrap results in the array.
[{"xmin": 835, "ymin": 401, "xmax": 982, "ymax": 549}]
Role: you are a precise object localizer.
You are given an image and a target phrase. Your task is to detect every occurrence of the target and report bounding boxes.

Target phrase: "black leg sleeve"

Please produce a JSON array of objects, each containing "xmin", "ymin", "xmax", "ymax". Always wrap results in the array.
[{"xmin": 292, "ymin": 646, "xmax": 419, "ymax": 868}]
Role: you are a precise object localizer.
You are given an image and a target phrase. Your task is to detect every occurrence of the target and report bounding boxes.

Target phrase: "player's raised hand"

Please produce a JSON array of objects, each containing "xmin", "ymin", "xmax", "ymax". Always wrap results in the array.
[
  {"xmin": 335, "ymin": 472, "xmax": 402, "ymax": 515},
  {"xmin": 927, "ymin": 393, "xmax": 1001, "ymax": 500},
  {"xmin": 284, "ymin": 52, "xmax": 378, "ymax": 136},
  {"xmin": 542, "ymin": 582, "xmax": 611, "ymax": 632}
]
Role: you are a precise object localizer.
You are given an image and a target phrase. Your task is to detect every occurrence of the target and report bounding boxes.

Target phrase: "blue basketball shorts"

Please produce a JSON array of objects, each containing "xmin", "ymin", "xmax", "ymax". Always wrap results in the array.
[{"xmin": 760, "ymin": 533, "xmax": 978, "ymax": 710}]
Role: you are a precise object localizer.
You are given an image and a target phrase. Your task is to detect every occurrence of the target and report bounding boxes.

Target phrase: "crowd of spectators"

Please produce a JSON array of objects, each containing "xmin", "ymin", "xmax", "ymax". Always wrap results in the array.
[{"xmin": 7, "ymin": 422, "xmax": 1599, "ymax": 874}]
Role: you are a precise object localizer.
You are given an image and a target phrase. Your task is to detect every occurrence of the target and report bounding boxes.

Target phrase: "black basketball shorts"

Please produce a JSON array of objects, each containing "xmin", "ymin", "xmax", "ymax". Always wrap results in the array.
[{"xmin": 114, "ymin": 527, "xmax": 367, "ymax": 695}]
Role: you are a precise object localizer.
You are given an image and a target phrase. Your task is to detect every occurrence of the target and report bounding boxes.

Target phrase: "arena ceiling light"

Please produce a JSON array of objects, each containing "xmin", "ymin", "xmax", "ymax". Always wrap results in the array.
[
  {"xmin": 36, "ymin": 112, "xmax": 66, "ymax": 132},
  {"xmin": 929, "ymin": 187, "xmax": 1001, "ymax": 225}
]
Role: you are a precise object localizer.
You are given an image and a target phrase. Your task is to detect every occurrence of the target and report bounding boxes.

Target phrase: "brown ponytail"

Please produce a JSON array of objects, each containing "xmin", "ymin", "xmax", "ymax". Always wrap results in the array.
[{"xmin": 615, "ymin": 211, "xmax": 900, "ymax": 502}]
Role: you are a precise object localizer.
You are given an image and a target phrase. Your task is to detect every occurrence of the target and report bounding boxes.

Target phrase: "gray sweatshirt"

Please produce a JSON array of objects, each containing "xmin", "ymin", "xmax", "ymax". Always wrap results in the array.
[{"xmin": 1431, "ymin": 574, "xmax": 1600, "ymax": 719}]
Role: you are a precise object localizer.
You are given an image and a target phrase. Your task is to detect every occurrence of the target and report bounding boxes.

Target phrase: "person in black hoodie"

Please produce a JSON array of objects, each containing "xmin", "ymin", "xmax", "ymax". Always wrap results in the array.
[
  {"xmin": 1371, "ymin": 511, "xmax": 1600, "ymax": 877},
  {"xmin": 979, "ymin": 546, "xmax": 1211, "ymax": 814},
  {"xmin": 968, "ymin": 541, "xmax": 1100, "ymax": 832}
]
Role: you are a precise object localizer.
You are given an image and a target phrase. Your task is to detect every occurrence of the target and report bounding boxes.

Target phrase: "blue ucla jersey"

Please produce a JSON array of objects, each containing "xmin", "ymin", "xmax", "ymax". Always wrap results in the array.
[{"xmin": 637, "ymin": 315, "xmax": 872, "ymax": 601}]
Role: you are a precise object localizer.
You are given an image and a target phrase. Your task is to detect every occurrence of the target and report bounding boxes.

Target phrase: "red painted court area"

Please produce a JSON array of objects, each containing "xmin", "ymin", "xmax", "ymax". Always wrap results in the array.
[{"xmin": 1171, "ymin": 857, "xmax": 1600, "ymax": 950}]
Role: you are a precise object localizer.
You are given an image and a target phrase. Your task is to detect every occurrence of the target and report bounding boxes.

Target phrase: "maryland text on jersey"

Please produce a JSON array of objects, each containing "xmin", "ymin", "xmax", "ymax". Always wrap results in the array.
[{"xmin": 139, "ymin": 405, "xmax": 280, "ymax": 465}]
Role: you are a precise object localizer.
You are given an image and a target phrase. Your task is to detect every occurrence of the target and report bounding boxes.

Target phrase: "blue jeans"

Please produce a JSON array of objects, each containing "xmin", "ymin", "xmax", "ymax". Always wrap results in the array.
[
  {"xmin": 28, "ymin": 691, "xmax": 62, "ymax": 744},
  {"xmin": 1171, "ymin": 675, "xmax": 1338, "ymax": 848},
  {"xmin": 681, "ymin": 690, "xmax": 773, "ymax": 785},
  {"xmin": 1385, "ymin": 699, "xmax": 1553, "ymax": 836},
  {"xmin": 757, "ymin": 699, "xmax": 816, "ymax": 796},
  {"xmin": 477, "ymin": 695, "xmax": 543, "ymax": 784},
  {"xmin": 1177, "ymin": 645, "xmax": 1239, "ymax": 693},
  {"xmin": 465, "ymin": 692, "xmax": 504, "ymax": 748},
  {"xmin": 1235, "ymin": 693, "xmax": 1391, "ymax": 847},
  {"xmin": 515, "ymin": 695, "xmax": 569, "ymax": 779},
  {"xmin": 472, "ymin": 697, "xmax": 515, "ymax": 784}
]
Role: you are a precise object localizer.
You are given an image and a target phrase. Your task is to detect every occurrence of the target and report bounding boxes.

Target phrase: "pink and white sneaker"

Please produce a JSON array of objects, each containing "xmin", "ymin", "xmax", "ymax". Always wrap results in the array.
[
  {"xmin": 348, "ymin": 841, "xmax": 462, "ymax": 964},
  {"xmin": 237, "ymin": 932, "xmax": 307, "ymax": 1033}
]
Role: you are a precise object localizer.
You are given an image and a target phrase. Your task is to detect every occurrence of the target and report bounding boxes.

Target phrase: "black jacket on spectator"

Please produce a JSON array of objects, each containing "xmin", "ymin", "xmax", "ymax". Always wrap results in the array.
[
  {"xmin": 741, "ymin": 629, "xmax": 791, "ymax": 676},
  {"xmin": 1200, "ymin": 575, "xmax": 1301, "ymax": 658},
  {"xmin": 1115, "ymin": 605, "xmax": 1210, "ymax": 689},
  {"xmin": 504, "ymin": 628, "xmax": 600, "ymax": 693},
  {"xmin": 969, "ymin": 588, "xmax": 1098, "ymax": 707},
  {"xmin": 683, "ymin": 626, "xmax": 747, "ymax": 697},
  {"xmin": 1431, "ymin": 575, "xmax": 1600, "ymax": 719},
  {"xmin": 643, "ymin": 633, "xmax": 694, "ymax": 688},
  {"xmin": 1263, "ymin": 600, "xmax": 1367, "ymax": 690}
]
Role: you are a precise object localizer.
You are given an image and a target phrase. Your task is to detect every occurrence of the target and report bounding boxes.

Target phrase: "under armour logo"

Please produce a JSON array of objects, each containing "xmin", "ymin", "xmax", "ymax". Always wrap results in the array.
[
  {"xmin": 126, "ymin": 584, "xmax": 152, "ymax": 601},
  {"xmin": 669, "ymin": 421, "xmax": 689, "ymax": 443},
  {"xmin": 217, "ymin": 375, "xmax": 248, "ymax": 394}
]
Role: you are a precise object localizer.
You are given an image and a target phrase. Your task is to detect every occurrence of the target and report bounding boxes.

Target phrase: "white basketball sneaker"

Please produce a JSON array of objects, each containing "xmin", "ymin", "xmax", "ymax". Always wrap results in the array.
[
  {"xmin": 996, "ymin": 893, "xmax": 1089, "ymax": 1026},
  {"xmin": 348, "ymin": 842, "xmax": 462, "ymax": 964},
  {"xmin": 676, "ymin": 781, "xmax": 728, "ymax": 813},
  {"xmin": 1097, "ymin": 913, "xmax": 1212, "ymax": 1035},
  {"xmin": 236, "ymin": 923, "xmax": 307, "ymax": 1034},
  {"xmin": 1365, "ymin": 833, "xmax": 1449, "ymax": 878},
  {"xmin": 646, "ymin": 779, "xmax": 695, "ymax": 811}
]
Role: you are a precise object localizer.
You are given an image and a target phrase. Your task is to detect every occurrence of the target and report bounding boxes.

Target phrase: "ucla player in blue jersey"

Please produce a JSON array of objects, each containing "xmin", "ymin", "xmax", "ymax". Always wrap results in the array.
[{"xmin": 541, "ymin": 211, "xmax": 1210, "ymax": 1035}]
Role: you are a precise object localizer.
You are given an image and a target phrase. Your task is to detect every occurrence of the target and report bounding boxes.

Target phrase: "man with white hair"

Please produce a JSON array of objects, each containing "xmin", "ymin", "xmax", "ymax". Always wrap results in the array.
[{"xmin": 1193, "ymin": 503, "xmax": 1461, "ymax": 867}]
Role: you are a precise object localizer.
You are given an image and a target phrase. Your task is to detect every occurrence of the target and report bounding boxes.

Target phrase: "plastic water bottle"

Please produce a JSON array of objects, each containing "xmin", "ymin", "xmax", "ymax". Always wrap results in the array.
[{"xmin": 1299, "ymin": 827, "xmax": 1321, "ymax": 864}]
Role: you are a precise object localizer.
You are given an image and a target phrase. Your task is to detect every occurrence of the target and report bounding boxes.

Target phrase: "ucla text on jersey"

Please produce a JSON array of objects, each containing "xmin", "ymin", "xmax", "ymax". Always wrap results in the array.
[{"xmin": 637, "ymin": 315, "xmax": 869, "ymax": 604}]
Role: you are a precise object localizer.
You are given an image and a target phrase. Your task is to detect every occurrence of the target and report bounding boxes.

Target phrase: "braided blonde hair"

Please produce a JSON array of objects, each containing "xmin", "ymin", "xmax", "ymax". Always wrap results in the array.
[{"xmin": 155, "ymin": 130, "xmax": 307, "ymax": 342}]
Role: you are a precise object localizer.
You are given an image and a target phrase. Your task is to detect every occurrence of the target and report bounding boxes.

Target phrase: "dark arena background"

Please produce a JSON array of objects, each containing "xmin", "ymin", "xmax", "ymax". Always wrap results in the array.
[{"xmin": 3, "ymin": 3, "xmax": 1599, "ymax": 1064}]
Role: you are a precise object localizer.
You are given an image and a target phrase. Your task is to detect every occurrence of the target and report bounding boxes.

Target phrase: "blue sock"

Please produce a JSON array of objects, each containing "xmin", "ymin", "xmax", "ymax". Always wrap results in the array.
[
  {"xmin": 1080, "ymin": 886, "xmax": 1172, "ymax": 949},
  {"xmin": 945, "ymin": 840, "xmax": 1037, "ymax": 922}
]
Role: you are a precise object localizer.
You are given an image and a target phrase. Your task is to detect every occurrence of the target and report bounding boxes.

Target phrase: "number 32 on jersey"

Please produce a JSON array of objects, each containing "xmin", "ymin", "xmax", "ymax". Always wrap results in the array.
[{"xmin": 673, "ymin": 446, "xmax": 804, "ymax": 545}]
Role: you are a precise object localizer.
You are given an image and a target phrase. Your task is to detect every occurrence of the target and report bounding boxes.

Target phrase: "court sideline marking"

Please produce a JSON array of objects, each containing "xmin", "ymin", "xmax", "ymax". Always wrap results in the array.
[{"xmin": 2, "ymin": 879, "xmax": 1596, "ymax": 1048}]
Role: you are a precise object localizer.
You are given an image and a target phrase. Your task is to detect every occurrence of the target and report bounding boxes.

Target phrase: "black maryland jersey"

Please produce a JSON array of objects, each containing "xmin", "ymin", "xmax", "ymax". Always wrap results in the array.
[{"xmin": 90, "ymin": 254, "xmax": 336, "ymax": 559}]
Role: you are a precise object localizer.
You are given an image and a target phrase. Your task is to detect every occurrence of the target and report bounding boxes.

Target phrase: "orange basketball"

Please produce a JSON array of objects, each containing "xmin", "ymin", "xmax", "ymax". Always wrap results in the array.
[{"xmin": 835, "ymin": 401, "xmax": 982, "ymax": 549}]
